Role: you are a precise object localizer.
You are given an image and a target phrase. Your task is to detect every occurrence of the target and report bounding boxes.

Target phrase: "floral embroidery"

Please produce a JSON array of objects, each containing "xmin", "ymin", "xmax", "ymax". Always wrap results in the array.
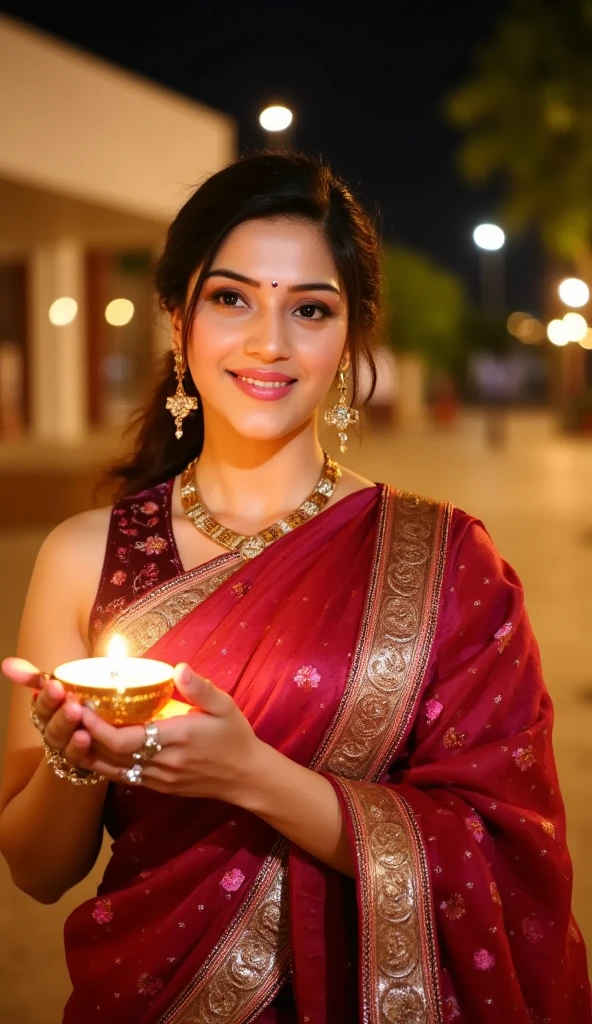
[
  {"xmin": 140, "ymin": 501, "xmax": 159, "ymax": 515},
  {"xmin": 294, "ymin": 665, "xmax": 321, "ymax": 691},
  {"xmin": 443, "ymin": 995, "xmax": 461, "ymax": 1021},
  {"xmin": 133, "ymin": 563, "xmax": 160, "ymax": 593},
  {"xmin": 473, "ymin": 948, "xmax": 495, "ymax": 971},
  {"xmin": 135, "ymin": 535, "xmax": 168, "ymax": 555},
  {"xmin": 541, "ymin": 819, "xmax": 555, "ymax": 838},
  {"xmin": 117, "ymin": 546, "xmax": 128, "ymax": 561},
  {"xmin": 465, "ymin": 813, "xmax": 485, "ymax": 843},
  {"xmin": 137, "ymin": 973, "xmax": 163, "ymax": 996},
  {"xmin": 105, "ymin": 596, "xmax": 126, "ymax": 616},
  {"xmin": 443, "ymin": 726, "xmax": 467, "ymax": 749},
  {"xmin": 110, "ymin": 570, "xmax": 127, "ymax": 586},
  {"xmin": 232, "ymin": 581, "xmax": 251, "ymax": 599},
  {"xmin": 494, "ymin": 621, "xmax": 513, "ymax": 653},
  {"xmin": 424, "ymin": 698, "xmax": 443, "ymax": 723},
  {"xmin": 513, "ymin": 745, "xmax": 536, "ymax": 771},
  {"xmin": 92, "ymin": 898, "xmax": 113, "ymax": 924},
  {"xmin": 221, "ymin": 868, "xmax": 245, "ymax": 892},
  {"xmin": 440, "ymin": 893, "xmax": 466, "ymax": 921},
  {"xmin": 147, "ymin": 516, "xmax": 159, "ymax": 527},
  {"xmin": 490, "ymin": 881, "xmax": 502, "ymax": 905},
  {"xmin": 522, "ymin": 917, "xmax": 544, "ymax": 942}
]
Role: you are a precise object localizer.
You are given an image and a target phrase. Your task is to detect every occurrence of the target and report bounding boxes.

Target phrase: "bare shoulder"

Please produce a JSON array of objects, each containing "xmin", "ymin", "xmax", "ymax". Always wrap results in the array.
[{"xmin": 32, "ymin": 505, "xmax": 114, "ymax": 643}]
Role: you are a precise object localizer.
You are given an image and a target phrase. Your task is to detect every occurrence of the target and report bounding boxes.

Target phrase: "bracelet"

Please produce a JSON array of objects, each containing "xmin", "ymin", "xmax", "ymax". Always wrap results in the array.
[
  {"xmin": 31, "ymin": 695, "xmax": 105, "ymax": 786},
  {"xmin": 42, "ymin": 741, "xmax": 106, "ymax": 786}
]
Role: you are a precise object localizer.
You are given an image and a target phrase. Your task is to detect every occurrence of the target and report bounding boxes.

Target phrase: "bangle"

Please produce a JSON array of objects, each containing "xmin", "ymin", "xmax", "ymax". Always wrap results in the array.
[
  {"xmin": 42, "ymin": 741, "xmax": 106, "ymax": 786},
  {"xmin": 30, "ymin": 692, "xmax": 105, "ymax": 786}
]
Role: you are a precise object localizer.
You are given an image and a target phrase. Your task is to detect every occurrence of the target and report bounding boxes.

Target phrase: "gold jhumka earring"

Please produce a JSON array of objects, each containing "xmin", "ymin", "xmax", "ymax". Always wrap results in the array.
[
  {"xmin": 166, "ymin": 351, "xmax": 199, "ymax": 439},
  {"xmin": 325, "ymin": 365, "xmax": 359, "ymax": 453}
]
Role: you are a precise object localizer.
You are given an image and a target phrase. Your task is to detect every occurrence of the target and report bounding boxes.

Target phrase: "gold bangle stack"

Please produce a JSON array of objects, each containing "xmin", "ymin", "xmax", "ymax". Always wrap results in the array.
[{"xmin": 30, "ymin": 697, "xmax": 105, "ymax": 787}]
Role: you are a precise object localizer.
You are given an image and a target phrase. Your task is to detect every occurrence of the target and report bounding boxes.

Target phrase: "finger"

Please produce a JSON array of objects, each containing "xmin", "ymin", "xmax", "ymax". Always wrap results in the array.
[
  {"xmin": 80, "ymin": 705, "xmax": 145, "ymax": 757},
  {"xmin": 2, "ymin": 657, "xmax": 46, "ymax": 688},
  {"xmin": 43, "ymin": 700, "xmax": 84, "ymax": 752},
  {"xmin": 81, "ymin": 755, "xmax": 172, "ymax": 790},
  {"xmin": 34, "ymin": 678, "xmax": 66, "ymax": 725},
  {"xmin": 61, "ymin": 728, "xmax": 93, "ymax": 767},
  {"xmin": 174, "ymin": 663, "xmax": 230, "ymax": 716}
]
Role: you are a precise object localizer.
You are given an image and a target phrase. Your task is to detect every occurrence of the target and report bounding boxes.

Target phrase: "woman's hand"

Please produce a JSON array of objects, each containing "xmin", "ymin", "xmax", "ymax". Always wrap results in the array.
[
  {"xmin": 1, "ymin": 657, "xmax": 92, "ymax": 767},
  {"xmin": 78, "ymin": 663, "xmax": 264, "ymax": 802}
]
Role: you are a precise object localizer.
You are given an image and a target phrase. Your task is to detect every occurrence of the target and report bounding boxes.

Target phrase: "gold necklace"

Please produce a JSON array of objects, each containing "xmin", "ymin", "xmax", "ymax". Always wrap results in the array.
[{"xmin": 180, "ymin": 451, "xmax": 341, "ymax": 560}]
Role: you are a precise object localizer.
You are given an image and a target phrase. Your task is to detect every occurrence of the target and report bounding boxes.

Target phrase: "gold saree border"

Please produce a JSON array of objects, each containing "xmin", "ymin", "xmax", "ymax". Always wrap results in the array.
[
  {"xmin": 159, "ymin": 838, "xmax": 291, "ymax": 1024},
  {"xmin": 332, "ymin": 779, "xmax": 441, "ymax": 1024},
  {"xmin": 93, "ymin": 552, "xmax": 241, "ymax": 656}
]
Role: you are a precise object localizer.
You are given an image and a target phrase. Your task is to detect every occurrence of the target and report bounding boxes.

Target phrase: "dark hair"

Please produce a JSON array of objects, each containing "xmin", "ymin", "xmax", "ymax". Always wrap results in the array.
[{"xmin": 111, "ymin": 151, "xmax": 382, "ymax": 496}]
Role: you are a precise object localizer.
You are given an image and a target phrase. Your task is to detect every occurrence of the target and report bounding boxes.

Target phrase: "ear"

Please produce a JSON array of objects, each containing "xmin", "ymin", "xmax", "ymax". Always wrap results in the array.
[
  {"xmin": 170, "ymin": 306, "xmax": 184, "ymax": 353},
  {"xmin": 339, "ymin": 347, "xmax": 351, "ymax": 372}
]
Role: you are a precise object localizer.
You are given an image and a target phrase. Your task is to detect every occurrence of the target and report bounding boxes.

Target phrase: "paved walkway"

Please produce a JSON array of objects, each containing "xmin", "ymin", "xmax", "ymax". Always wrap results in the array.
[{"xmin": 1, "ymin": 411, "xmax": 592, "ymax": 1022}]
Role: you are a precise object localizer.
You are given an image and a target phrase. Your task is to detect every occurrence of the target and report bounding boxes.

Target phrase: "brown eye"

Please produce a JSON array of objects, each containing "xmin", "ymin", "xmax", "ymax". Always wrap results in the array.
[{"xmin": 295, "ymin": 303, "xmax": 330, "ymax": 321}]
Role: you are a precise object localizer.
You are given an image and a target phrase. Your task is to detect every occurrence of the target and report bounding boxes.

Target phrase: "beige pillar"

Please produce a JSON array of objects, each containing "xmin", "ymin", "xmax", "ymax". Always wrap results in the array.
[
  {"xmin": 29, "ymin": 239, "xmax": 87, "ymax": 441},
  {"xmin": 396, "ymin": 353, "xmax": 426, "ymax": 427}
]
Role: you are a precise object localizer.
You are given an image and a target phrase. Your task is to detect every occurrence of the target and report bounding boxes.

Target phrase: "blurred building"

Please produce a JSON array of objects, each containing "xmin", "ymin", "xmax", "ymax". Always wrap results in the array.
[{"xmin": 0, "ymin": 15, "xmax": 236, "ymax": 441}]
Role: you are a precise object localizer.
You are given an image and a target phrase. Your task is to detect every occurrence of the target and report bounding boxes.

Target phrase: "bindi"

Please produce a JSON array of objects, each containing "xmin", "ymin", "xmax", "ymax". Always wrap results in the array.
[{"xmin": 271, "ymin": 280, "xmax": 279, "ymax": 287}]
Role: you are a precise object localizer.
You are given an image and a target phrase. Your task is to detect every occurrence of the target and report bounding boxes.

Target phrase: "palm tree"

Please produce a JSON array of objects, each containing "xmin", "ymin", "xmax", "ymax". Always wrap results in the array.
[{"xmin": 447, "ymin": 0, "xmax": 592, "ymax": 278}]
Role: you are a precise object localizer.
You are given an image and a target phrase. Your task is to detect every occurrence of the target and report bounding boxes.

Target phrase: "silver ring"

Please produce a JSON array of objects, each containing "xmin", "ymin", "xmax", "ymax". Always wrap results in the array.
[
  {"xmin": 132, "ymin": 721, "xmax": 162, "ymax": 763},
  {"xmin": 124, "ymin": 764, "xmax": 143, "ymax": 785}
]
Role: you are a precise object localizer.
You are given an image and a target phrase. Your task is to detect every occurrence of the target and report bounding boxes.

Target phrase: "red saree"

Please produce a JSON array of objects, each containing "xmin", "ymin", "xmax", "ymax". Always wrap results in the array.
[{"xmin": 63, "ymin": 481, "xmax": 591, "ymax": 1024}]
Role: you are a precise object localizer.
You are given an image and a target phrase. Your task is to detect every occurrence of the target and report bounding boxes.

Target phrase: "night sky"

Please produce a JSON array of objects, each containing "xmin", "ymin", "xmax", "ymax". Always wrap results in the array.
[{"xmin": 1, "ymin": 0, "xmax": 544, "ymax": 312}]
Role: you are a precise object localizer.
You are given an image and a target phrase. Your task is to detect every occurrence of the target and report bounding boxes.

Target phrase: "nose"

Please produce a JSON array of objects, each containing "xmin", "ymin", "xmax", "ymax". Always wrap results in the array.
[{"xmin": 244, "ymin": 304, "xmax": 291, "ymax": 362}]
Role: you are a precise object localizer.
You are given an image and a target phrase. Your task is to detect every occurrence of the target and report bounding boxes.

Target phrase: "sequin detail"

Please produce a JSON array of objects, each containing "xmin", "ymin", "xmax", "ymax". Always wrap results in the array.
[
  {"xmin": 494, "ymin": 621, "xmax": 513, "ymax": 653},
  {"xmin": 473, "ymin": 948, "xmax": 495, "ymax": 971},
  {"xmin": 522, "ymin": 917, "xmax": 544, "ymax": 942},
  {"xmin": 440, "ymin": 893, "xmax": 466, "ymax": 921},
  {"xmin": 513, "ymin": 745, "xmax": 536, "ymax": 771},
  {"xmin": 137, "ymin": 973, "xmax": 163, "ymax": 996},
  {"xmin": 294, "ymin": 665, "xmax": 321, "ymax": 691},
  {"xmin": 541, "ymin": 819, "xmax": 555, "ymax": 838},
  {"xmin": 443, "ymin": 726, "xmax": 467, "ymax": 749},
  {"xmin": 424, "ymin": 698, "xmax": 444, "ymax": 723},
  {"xmin": 490, "ymin": 881, "xmax": 502, "ymax": 905},
  {"xmin": 231, "ymin": 581, "xmax": 251, "ymax": 599},
  {"xmin": 465, "ymin": 813, "xmax": 485, "ymax": 843},
  {"xmin": 92, "ymin": 898, "xmax": 113, "ymax": 924},
  {"xmin": 221, "ymin": 868, "xmax": 245, "ymax": 892}
]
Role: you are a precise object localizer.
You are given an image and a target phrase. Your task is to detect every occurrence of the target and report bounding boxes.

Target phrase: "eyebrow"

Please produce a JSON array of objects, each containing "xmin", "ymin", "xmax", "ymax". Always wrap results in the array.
[{"xmin": 204, "ymin": 269, "xmax": 340, "ymax": 295}]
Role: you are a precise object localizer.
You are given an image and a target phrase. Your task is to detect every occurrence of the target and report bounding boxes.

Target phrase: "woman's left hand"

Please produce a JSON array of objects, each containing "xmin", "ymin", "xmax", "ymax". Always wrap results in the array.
[{"xmin": 78, "ymin": 663, "xmax": 263, "ymax": 802}]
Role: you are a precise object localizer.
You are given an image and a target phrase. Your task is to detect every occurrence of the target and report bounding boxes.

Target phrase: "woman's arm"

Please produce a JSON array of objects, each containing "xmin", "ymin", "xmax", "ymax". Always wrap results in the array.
[
  {"xmin": 0, "ymin": 510, "xmax": 110, "ymax": 904},
  {"xmin": 239, "ymin": 742, "xmax": 355, "ymax": 876}
]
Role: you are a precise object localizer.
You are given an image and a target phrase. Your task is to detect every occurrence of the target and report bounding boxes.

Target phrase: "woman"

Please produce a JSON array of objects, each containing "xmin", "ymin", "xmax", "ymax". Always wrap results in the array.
[{"xmin": 0, "ymin": 153, "xmax": 589, "ymax": 1024}]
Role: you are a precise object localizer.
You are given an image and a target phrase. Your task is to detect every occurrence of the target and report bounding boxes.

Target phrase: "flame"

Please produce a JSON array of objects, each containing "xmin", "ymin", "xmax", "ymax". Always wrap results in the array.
[{"xmin": 107, "ymin": 635, "xmax": 127, "ymax": 660}]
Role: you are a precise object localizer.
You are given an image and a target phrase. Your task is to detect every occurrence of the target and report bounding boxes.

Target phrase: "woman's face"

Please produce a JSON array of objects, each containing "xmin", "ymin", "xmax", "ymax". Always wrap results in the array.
[{"xmin": 175, "ymin": 216, "xmax": 349, "ymax": 444}]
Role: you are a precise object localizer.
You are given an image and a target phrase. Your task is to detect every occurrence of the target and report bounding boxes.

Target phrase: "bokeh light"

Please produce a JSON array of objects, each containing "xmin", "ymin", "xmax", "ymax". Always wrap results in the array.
[
  {"xmin": 507, "ymin": 311, "xmax": 529, "ymax": 336},
  {"xmin": 547, "ymin": 319, "xmax": 569, "ymax": 346},
  {"xmin": 515, "ymin": 318, "xmax": 545, "ymax": 344},
  {"xmin": 563, "ymin": 312, "xmax": 588, "ymax": 342},
  {"xmin": 259, "ymin": 105, "xmax": 293, "ymax": 131},
  {"xmin": 105, "ymin": 298, "xmax": 135, "ymax": 326},
  {"xmin": 579, "ymin": 328, "xmax": 592, "ymax": 350},
  {"xmin": 558, "ymin": 278, "xmax": 589, "ymax": 308},
  {"xmin": 48, "ymin": 297, "xmax": 78, "ymax": 326},
  {"xmin": 473, "ymin": 224, "xmax": 505, "ymax": 251}
]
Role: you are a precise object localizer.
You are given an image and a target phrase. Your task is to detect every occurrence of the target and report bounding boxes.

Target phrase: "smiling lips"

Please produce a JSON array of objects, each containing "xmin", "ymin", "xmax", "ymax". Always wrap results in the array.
[{"xmin": 227, "ymin": 368, "xmax": 297, "ymax": 401}]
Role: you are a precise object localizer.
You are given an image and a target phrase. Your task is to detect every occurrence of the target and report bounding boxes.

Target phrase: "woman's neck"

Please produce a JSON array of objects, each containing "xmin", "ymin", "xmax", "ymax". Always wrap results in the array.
[{"xmin": 195, "ymin": 417, "xmax": 326, "ymax": 524}]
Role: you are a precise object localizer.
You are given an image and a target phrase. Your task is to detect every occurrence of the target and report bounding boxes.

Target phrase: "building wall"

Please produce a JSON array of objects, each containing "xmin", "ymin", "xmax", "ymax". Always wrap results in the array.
[{"xmin": 0, "ymin": 15, "xmax": 236, "ymax": 220}]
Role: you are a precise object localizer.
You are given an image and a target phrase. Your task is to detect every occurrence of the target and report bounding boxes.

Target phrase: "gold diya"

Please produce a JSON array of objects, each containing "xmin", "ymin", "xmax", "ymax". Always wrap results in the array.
[{"xmin": 53, "ymin": 636, "xmax": 174, "ymax": 726}]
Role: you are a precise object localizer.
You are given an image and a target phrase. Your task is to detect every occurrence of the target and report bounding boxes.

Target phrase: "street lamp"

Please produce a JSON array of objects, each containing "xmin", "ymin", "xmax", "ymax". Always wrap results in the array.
[
  {"xmin": 558, "ymin": 277, "xmax": 589, "ymax": 308},
  {"xmin": 473, "ymin": 223, "xmax": 506, "ymax": 313},
  {"xmin": 259, "ymin": 104, "xmax": 293, "ymax": 150}
]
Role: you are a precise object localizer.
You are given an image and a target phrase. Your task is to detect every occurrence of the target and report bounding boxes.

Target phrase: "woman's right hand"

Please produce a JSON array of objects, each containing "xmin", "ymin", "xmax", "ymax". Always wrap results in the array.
[{"xmin": 2, "ymin": 657, "xmax": 91, "ymax": 766}]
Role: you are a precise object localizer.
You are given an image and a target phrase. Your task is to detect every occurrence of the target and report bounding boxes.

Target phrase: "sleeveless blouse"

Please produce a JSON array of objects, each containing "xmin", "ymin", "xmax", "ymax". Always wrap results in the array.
[{"xmin": 89, "ymin": 480, "xmax": 184, "ymax": 648}]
